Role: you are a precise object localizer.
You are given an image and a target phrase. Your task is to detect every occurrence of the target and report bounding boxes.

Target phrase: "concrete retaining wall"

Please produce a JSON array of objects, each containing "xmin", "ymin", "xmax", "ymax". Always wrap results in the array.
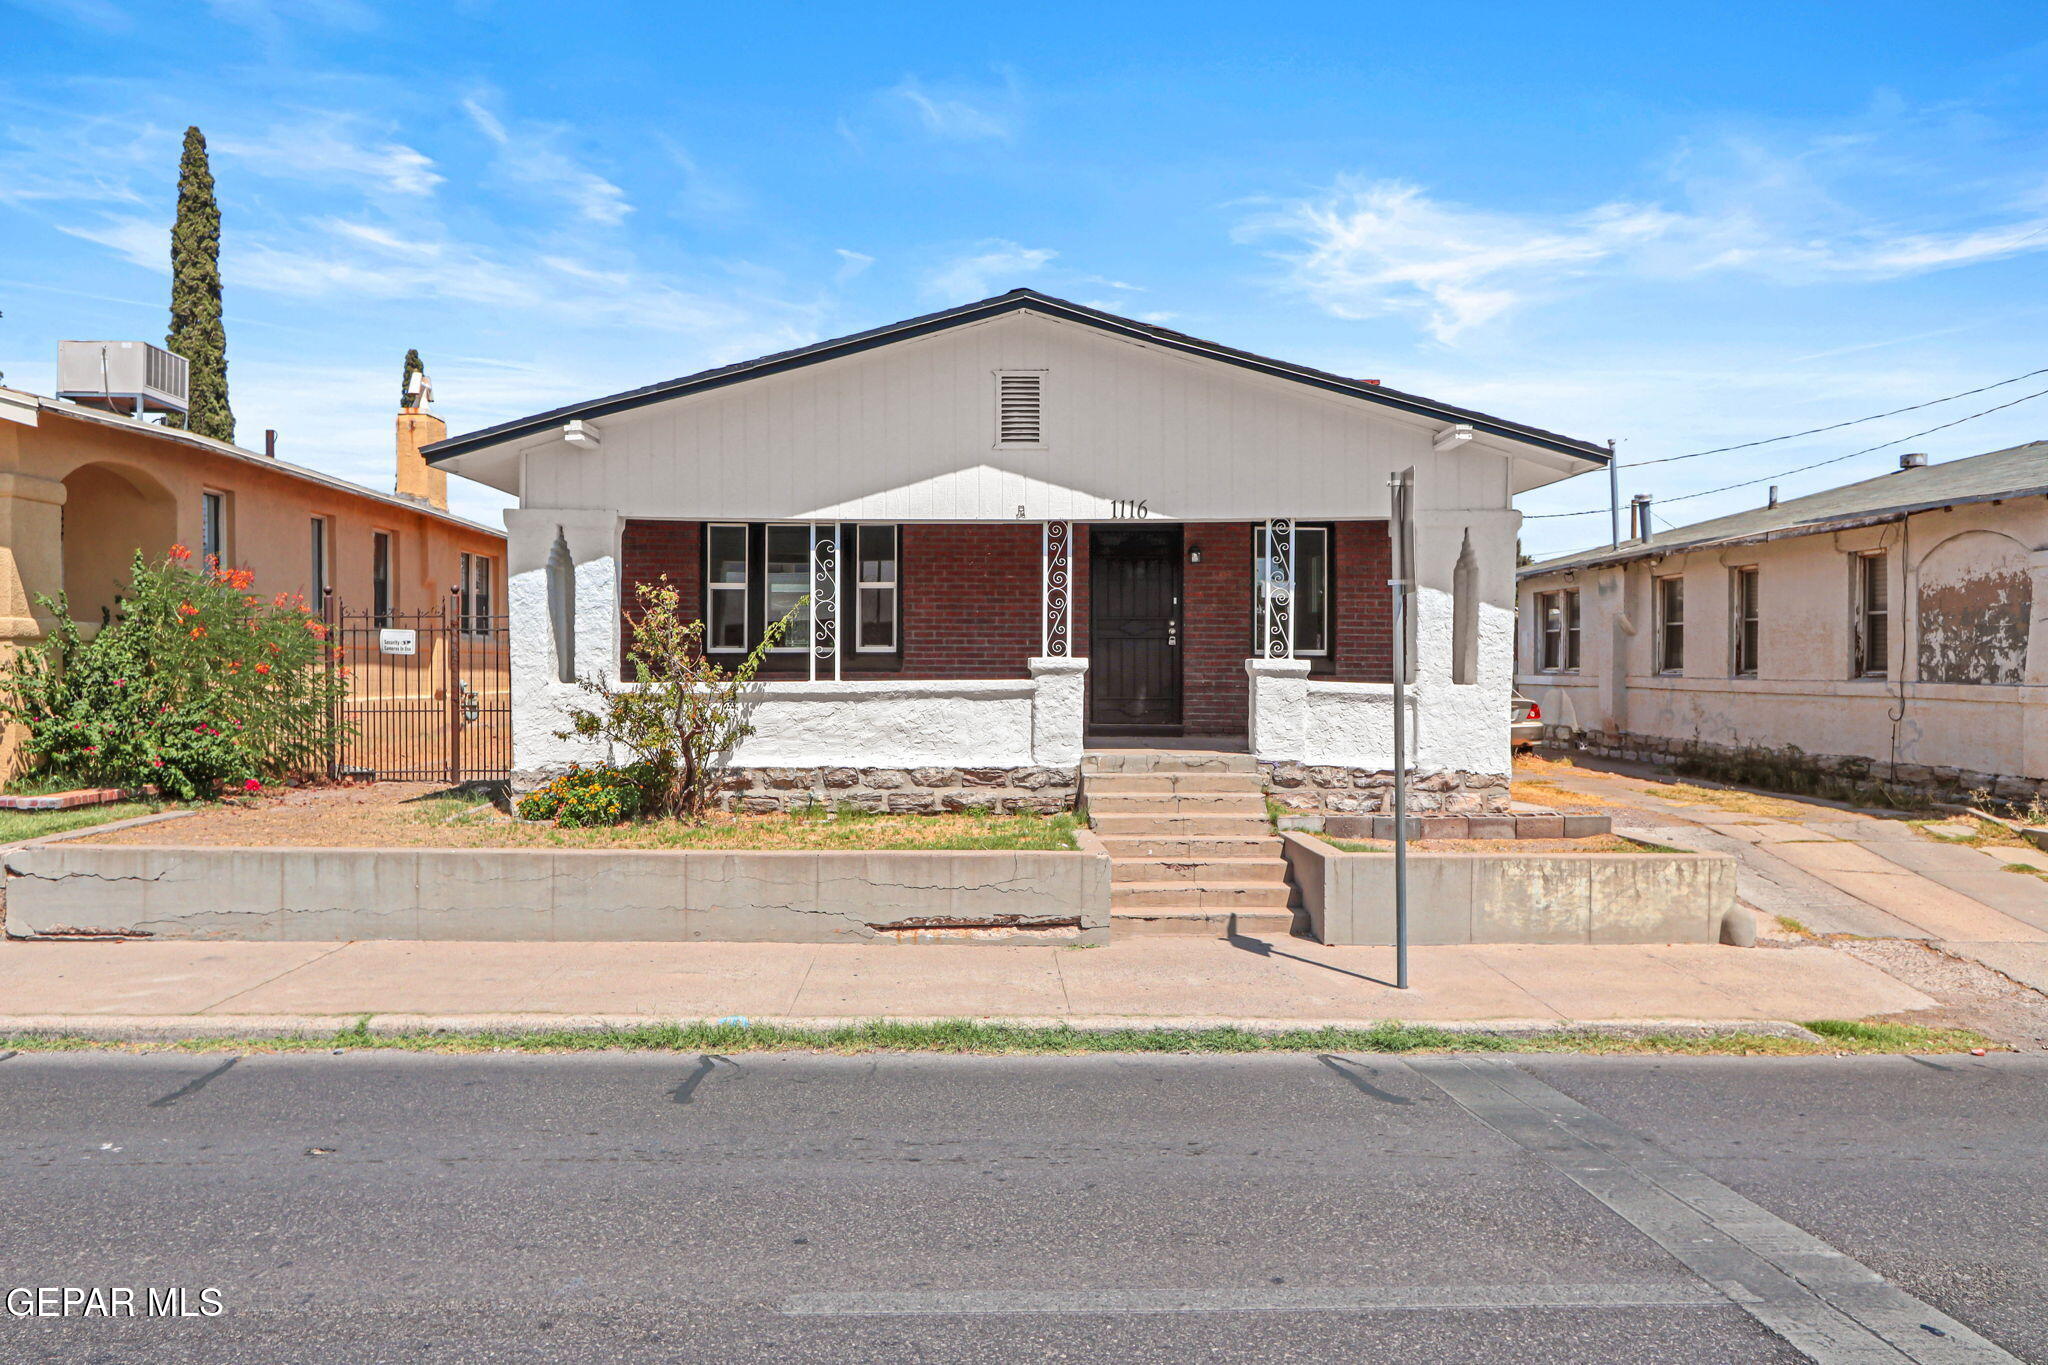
[
  {"xmin": 1281, "ymin": 832, "xmax": 1740, "ymax": 946},
  {"xmin": 4, "ymin": 836, "xmax": 1113, "ymax": 945}
]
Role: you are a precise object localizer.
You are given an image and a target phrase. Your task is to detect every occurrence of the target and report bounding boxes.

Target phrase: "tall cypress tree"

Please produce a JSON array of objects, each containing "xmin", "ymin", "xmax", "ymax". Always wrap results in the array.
[
  {"xmin": 400, "ymin": 348, "xmax": 424, "ymax": 409},
  {"xmin": 167, "ymin": 126, "xmax": 233, "ymax": 442}
]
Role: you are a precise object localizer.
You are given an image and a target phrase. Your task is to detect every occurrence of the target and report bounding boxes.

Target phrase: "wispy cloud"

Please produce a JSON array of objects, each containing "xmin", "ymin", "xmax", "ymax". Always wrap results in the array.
[
  {"xmin": 215, "ymin": 118, "xmax": 441, "ymax": 196},
  {"xmin": 56, "ymin": 213, "xmax": 165, "ymax": 271},
  {"xmin": 462, "ymin": 94, "xmax": 631, "ymax": 225},
  {"xmin": 834, "ymin": 248, "xmax": 874, "ymax": 282},
  {"xmin": 1239, "ymin": 178, "xmax": 1680, "ymax": 341},
  {"xmin": 888, "ymin": 76, "xmax": 1014, "ymax": 141},
  {"xmin": 924, "ymin": 239, "xmax": 1055, "ymax": 303},
  {"xmin": 1246, "ymin": 128, "xmax": 2048, "ymax": 341}
]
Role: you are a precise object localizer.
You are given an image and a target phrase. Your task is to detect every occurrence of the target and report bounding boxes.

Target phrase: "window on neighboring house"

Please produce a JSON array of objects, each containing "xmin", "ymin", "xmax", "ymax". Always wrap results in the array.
[
  {"xmin": 1732, "ymin": 566, "xmax": 1760, "ymax": 677},
  {"xmin": 460, "ymin": 553, "xmax": 494, "ymax": 634},
  {"xmin": 1253, "ymin": 524, "xmax": 1330, "ymax": 656},
  {"xmin": 200, "ymin": 490, "xmax": 227, "ymax": 565},
  {"xmin": 372, "ymin": 531, "xmax": 395, "ymax": 625},
  {"xmin": 1655, "ymin": 575, "xmax": 1685, "ymax": 674},
  {"xmin": 1537, "ymin": 588, "xmax": 1581, "ymax": 672},
  {"xmin": 856, "ymin": 524, "xmax": 899, "ymax": 652},
  {"xmin": 705, "ymin": 524, "xmax": 749, "ymax": 650},
  {"xmin": 1853, "ymin": 551, "xmax": 1889, "ymax": 678},
  {"xmin": 309, "ymin": 516, "xmax": 330, "ymax": 611}
]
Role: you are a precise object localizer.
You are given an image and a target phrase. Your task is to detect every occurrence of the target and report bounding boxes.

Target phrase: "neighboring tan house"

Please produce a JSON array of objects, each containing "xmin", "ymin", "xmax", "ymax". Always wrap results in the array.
[
  {"xmin": 424, "ymin": 290, "xmax": 1608, "ymax": 811},
  {"xmin": 0, "ymin": 364, "xmax": 506, "ymax": 772},
  {"xmin": 1517, "ymin": 443, "xmax": 2048, "ymax": 802}
]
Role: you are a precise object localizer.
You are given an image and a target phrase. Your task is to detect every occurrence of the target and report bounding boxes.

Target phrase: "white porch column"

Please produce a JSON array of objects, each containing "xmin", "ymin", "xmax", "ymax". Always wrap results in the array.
[
  {"xmin": 1029, "ymin": 656, "xmax": 1088, "ymax": 766},
  {"xmin": 1245, "ymin": 657, "xmax": 1311, "ymax": 761},
  {"xmin": 1041, "ymin": 520, "xmax": 1073, "ymax": 657},
  {"xmin": 504, "ymin": 507, "xmax": 618, "ymax": 788}
]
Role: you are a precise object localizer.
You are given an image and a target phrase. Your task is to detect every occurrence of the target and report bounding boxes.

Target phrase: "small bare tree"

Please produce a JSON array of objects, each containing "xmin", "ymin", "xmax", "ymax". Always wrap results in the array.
[{"xmin": 558, "ymin": 577, "xmax": 796, "ymax": 818}]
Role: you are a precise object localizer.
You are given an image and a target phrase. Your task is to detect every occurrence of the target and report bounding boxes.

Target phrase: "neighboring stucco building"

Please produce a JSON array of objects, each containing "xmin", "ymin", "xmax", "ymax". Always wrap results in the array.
[
  {"xmin": 0, "ymin": 381, "xmax": 505, "ymax": 770},
  {"xmin": 425, "ymin": 290, "xmax": 1608, "ymax": 811},
  {"xmin": 1517, "ymin": 443, "xmax": 2048, "ymax": 801}
]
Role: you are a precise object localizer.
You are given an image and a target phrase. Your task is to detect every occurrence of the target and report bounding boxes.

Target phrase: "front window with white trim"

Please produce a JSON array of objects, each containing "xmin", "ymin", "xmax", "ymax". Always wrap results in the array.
[
  {"xmin": 1254, "ymin": 524, "xmax": 1330, "ymax": 656},
  {"xmin": 763, "ymin": 524, "xmax": 814, "ymax": 651},
  {"xmin": 856, "ymin": 524, "xmax": 898, "ymax": 652},
  {"xmin": 705, "ymin": 524, "xmax": 749, "ymax": 650}
]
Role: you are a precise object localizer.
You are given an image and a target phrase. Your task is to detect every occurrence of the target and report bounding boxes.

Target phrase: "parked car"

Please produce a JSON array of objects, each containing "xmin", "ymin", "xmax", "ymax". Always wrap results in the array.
[{"xmin": 1511, "ymin": 693, "xmax": 1542, "ymax": 750}]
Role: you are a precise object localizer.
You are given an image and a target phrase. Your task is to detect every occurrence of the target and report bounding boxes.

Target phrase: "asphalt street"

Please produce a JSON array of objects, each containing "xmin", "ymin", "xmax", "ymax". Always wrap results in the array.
[{"xmin": 0, "ymin": 1050, "xmax": 2041, "ymax": 1363}]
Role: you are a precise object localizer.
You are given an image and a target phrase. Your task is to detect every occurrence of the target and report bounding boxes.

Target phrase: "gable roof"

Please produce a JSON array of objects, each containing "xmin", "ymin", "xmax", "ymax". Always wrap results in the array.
[
  {"xmin": 423, "ymin": 289, "xmax": 1610, "ymax": 466},
  {"xmin": 1522, "ymin": 440, "xmax": 2048, "ymax": 577},
  {"xmin": 3, "ymin": 385, "xmax": 502, "ymax": 539}
]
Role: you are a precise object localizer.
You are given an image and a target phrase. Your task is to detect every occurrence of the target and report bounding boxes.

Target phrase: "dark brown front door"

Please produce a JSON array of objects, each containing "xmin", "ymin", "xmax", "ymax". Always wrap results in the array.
[{"xmin": 1088, "ymin": 525, "xmax": 1182, "ymax": 735}]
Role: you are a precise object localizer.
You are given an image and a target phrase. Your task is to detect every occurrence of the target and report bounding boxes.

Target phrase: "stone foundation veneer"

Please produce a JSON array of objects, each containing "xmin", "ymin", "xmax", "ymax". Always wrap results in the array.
[
  {"xmin": 721, "ymin": 765, "xmax": 1079, "ymax": 815},
  {"xmin": 1553, "ymin": 725, "xmax": 2048, "ymax": 806},
  {"xmin": 1262, "ymin": 761, "xmax": 1511, "ymax": 815}
]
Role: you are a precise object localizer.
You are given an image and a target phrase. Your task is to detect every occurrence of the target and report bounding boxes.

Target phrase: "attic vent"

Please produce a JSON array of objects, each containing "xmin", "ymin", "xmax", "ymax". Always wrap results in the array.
[{"xmin": 996, "ymin": 370, "xmax": 1044, "ymax": 447}]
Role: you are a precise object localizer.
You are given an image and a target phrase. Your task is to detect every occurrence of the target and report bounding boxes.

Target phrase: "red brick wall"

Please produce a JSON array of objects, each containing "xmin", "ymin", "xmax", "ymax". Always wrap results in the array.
[
  {"xmin": 899, "ymin": 523, "xmax": 1042, "ymax": 678},
  {"xmin": 620, "ymin": 521, "xmax": 700, "ymax": 670},
  {"xmin": 617, "ymin": 519, "xmax": 1387, "ymax": 720},
  {"xmin": 1181, "ymin": 523, "xmax": 1252, "ymax": 737},
  {"xmin": 1333, "ymin": 520, "xmax": 1392, "ymax": 682}
]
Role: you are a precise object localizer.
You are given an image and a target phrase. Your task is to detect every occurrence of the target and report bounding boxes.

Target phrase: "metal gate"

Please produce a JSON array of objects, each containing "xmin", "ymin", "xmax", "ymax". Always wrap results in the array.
[{"xmin": 329, "ymin": 597, "xmax": 512, "ymax": 782}]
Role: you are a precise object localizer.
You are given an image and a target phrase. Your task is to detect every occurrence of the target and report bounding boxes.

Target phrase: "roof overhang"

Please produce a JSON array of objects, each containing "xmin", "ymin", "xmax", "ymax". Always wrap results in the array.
[{"xmin": 425, "ymin": 290, "xmax": 1610, "ymax": 480}]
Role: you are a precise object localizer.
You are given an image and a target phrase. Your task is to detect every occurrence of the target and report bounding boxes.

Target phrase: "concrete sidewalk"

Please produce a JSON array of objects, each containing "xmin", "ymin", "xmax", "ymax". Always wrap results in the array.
[{"xmin": 0, "ymin": 931, "xmax": 1932, "ymax": 1032}]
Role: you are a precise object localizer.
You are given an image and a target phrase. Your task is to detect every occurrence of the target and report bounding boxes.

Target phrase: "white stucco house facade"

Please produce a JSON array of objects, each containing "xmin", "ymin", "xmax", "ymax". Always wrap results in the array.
[
  {"xmin": 1518, "ymin": 442, "xmax": 2048, "ymax": 802},
  {"xmin": 424, "ymin": 291, "xmax": 1608, "ymax": 812}
]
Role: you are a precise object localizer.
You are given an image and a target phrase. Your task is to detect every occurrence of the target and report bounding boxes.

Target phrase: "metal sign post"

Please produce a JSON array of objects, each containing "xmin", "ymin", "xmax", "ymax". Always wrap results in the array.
[{"xmin": 1388, "ymin": 468, "xmax": 1416, "ymax": 990}]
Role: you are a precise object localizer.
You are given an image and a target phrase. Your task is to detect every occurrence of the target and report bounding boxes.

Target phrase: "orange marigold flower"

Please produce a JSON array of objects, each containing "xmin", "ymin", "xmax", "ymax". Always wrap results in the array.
[
  {"xmin": 178, "ymin": 603, "xmax": 198, "ymax": 616},
  {"xmin": 189, "ymin": 626, "xmax": 206, "ymax": 638},
  {"xmin": 305, "ymin": 620, "xmax": 329, "ymax": 639},
  {"xmin": 255, "ymin": 663, "xmax": 271, "ymax": 675},
  {"xmin": 168, "ymin": 544, "xmax": 191, "ymax": 561}
]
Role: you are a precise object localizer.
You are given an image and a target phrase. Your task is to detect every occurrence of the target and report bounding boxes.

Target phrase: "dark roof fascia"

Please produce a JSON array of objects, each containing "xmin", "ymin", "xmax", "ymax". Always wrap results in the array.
[
  {"xmin": 424, "ymin": 290, "xmax": 1610, "ymax": 466},
  {"xmin": 1519, "ymin": 483, "xmax": 2048, "ymax": 580}
]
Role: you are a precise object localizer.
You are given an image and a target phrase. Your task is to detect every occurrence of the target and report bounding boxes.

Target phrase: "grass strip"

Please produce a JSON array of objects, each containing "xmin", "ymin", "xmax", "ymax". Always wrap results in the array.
[{"xmin": 0, "ymin": 1017, "xmax": 1996, "ymax": 1057}]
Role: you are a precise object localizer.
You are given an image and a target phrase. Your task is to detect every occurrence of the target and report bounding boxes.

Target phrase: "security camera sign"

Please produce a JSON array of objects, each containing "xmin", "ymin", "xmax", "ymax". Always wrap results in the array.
[{"xmin": 378, "ymin": 629, "xmax": 417, "ymax": 656}]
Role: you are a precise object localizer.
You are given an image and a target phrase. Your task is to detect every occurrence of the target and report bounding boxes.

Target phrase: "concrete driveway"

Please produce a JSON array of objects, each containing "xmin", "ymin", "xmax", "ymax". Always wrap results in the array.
[{"xmin": 1523, "ymin": 756, "xmax": 2048, "ymax": 1046}]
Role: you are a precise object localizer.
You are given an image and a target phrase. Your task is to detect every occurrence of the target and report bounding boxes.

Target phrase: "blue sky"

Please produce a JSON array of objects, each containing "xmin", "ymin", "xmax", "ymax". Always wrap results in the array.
[{"xmin": 7, "ymin": 1, "xmax": 2048, "ymax": 554}]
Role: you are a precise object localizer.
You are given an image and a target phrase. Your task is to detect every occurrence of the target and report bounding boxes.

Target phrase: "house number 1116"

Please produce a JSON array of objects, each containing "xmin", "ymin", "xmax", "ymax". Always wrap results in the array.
[{"xmin": 1110, "ymin": 499, "xmax": 1150, "ymax": 519}]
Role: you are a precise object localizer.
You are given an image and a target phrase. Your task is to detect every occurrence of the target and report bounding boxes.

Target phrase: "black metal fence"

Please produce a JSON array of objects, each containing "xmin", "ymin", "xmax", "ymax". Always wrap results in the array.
[{"xmin": 327, "ymin": 597, "xmax": 512, "ymax": 782}]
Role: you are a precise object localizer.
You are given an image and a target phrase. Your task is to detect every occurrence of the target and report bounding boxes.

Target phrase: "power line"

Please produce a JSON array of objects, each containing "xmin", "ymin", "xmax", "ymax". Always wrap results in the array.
[
  {"xmin": 1524, "ymin": 383, "xmax": 2048, "ymax": 520},
  {"xmin": 1624, "ymin": 364, "xmax": 2048, "ymax": 467}
]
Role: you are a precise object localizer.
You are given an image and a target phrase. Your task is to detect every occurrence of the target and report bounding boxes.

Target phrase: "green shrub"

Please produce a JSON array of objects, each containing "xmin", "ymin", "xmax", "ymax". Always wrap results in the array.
[
  {"xmin": 516, "ymin": 764, "xmax": 654, "ymax": 827},
  {"xmin": 1, "ymin": 549, "xmax": 347, "ymax": 800}
]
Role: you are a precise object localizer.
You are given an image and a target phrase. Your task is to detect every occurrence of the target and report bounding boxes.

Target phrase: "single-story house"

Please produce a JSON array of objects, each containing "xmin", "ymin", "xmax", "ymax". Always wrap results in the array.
[
  {"xmin": 0, "ymin": 367, "xmax": 504, "ymax": 777},
  {"xmin": 425, "ymin": 290, "xmax": 1608, "ymax": 812},
  {"xmin": 1517, "ymin": 442, "xmax": 2048, "ymax": 802}
]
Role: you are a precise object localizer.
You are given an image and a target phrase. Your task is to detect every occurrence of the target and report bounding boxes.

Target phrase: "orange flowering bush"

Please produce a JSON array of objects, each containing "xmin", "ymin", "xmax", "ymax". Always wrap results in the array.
[{"xmin": 1, "ymin": 552, "xmax": 350, "ymax": 799}]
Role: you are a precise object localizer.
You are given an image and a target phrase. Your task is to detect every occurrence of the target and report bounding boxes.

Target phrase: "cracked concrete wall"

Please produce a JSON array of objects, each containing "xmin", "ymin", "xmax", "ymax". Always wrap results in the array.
[
  {"xmin": 1282, "ymin": 832, "xmax": 1736, "ymax": 946},
  {"xmin": 4, "ymin": 844, "xmax": 1112, "ymax": 945}
]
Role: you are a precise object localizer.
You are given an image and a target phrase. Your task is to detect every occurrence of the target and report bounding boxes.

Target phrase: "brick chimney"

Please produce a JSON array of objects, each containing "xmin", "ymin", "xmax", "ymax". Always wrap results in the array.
[{"xmin": 395, "ymin": 408, "xmax": 447, "ymax": 509}]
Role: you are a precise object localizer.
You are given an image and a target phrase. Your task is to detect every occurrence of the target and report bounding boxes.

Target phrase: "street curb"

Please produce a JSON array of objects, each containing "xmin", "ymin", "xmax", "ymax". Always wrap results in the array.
[{"xmin": 0, "ymin": 1014, "xmax": 1828, "ymax": 1044}]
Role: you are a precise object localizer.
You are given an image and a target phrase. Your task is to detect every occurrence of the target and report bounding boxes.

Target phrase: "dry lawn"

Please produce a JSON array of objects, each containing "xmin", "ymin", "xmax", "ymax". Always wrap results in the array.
[{"xmin": 79, "ymin": 782, "xmax": 1080, "ymax": 852}]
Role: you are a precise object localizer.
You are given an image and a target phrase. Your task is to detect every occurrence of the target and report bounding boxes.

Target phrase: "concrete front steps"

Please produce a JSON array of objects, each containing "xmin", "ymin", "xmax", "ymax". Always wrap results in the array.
[{"xmin": 1082, "ymin": 750, "xmax": 1300, "ymax": 938}]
